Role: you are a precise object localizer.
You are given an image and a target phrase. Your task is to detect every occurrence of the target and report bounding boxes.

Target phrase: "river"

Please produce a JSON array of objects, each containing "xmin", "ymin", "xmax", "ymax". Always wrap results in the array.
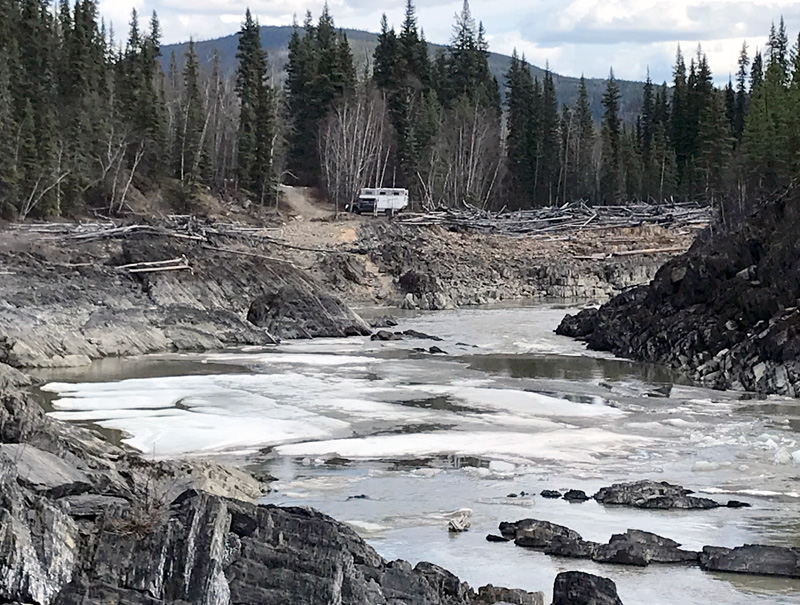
[{"xmin": 38, "ymin": 304, "xmax": 800, "ymax": 604}]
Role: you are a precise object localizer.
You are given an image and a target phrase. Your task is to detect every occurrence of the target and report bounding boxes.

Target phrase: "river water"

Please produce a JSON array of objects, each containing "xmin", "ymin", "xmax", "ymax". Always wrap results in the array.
[{"xmin": 39, "ymin": 304, "xmax": 800, "ymax": 604}]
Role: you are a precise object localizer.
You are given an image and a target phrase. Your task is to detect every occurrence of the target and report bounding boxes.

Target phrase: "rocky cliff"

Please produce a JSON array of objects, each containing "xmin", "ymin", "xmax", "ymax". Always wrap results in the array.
[
  {"xmin": 557, "ymin": 190, "xmax": 800, "ymax": 396},
  {"xmin": 0, "ymin": 230, "xmax": 369, "ymax": 368}
]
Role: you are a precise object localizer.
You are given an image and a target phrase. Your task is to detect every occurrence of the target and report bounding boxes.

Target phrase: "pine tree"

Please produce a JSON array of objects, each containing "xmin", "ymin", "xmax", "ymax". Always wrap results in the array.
[
  {"xmin": 734, "ymin": 42, "xmax": 749, "ymax": 142},
  {"xmin": 697, "ymin": 89, "xmax": 733, "ymax": 200},
  {"xmin": 538, "ymin": 67, "xmax": 560, "ymax": 204},
  {"xmin": 670, "ymin": 46, "xmax": 690, "ymax": 191},
  {"xmin": 599, "ymin": 69, "xmax": 622, "ymax": 203},
  {"xmin": 504, "ymin": 51, "xmax": 536, "ymax": 206},
  {"xmin": 373, "ymin": 14, "xmax": 398, "ymax": 89},
  {"xmin": 751, "ymin": 50, "xmax": 764, "ymax": 91},
  {"xmin": 574, "ymin": 75, "xmax": 595, "ymax": 201},
  {"xmin": 285, "ymin": 6, "xmax": 355, "ymax": 185},
  {"xmin": 236, "ymin": 9, "xmax": 275, "ymax": 202}
]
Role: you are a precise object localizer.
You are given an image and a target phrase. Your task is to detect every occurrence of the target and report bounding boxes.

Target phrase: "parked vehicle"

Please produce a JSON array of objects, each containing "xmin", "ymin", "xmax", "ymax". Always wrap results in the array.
[{"xmin": 347, "ymin": 188, "xmax": 409, "ymax": 215}]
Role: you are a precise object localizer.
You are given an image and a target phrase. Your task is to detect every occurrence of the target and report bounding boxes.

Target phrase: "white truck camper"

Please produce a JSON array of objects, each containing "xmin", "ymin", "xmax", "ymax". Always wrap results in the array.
[{"xmin": 348, "ymin": 188, "xmax": 409, "ymax": 215}]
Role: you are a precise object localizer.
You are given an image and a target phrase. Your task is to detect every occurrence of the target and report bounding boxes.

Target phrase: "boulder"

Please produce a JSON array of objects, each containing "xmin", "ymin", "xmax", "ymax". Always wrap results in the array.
[
  {"xmin": 507, "ymin": 519, "xmax": 584, "ymax": 549},
  {"xmin": 474, "ymin": 583, "xmax": 545, "ymax": 605},
  {"xmin": 0, "ymin": 444, "xmax": 91, "ymax": 498},
  {"xmin": 563, "ymin": 489, "xmax": 590, "ymax": 502},
  {"xmin": 544, "ymin": 535, "xmax": 599, "ymax": 559},
  {"xmin": 371, "ymin": 330, "xmax": 402, "ymax": 341},
  {"xmin": 540, "ymin": 490, "xmax": 562, "ymax": 499},
  {"xmin": 592, "ymin": 530, "xmax": 698, "ymax": 566},
  {"xmin": 699, "ymin": 544, "xmax": 800, "ymax": 578},
  {"xmin": 551, "ymin": 571, "xmax": 624, "ymax": 605},
  {"xmin": 593, "ymin": 480, "xmax": 721, "ymax": 510},
  {"xmin": 247, "ymin": 284, "xmax": 371, "ymax": 339}
]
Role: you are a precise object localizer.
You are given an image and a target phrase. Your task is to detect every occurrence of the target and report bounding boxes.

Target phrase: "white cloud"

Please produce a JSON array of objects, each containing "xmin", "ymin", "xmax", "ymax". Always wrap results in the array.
[{"xmin": 101, "ymin": 0, "xmax": 799, "ymax": 82}]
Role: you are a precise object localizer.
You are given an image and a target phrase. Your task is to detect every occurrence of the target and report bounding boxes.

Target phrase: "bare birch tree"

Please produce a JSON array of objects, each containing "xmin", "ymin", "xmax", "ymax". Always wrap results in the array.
[{"xmin": 319, "ymin": 85, "xmax": 393, "ymax": 211}]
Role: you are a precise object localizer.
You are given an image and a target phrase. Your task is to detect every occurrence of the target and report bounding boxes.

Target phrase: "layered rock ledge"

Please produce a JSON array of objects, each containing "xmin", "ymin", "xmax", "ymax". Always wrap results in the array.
[{"xmin": 557, "ymin": 192, "xmax": 800, "ymax": 396}]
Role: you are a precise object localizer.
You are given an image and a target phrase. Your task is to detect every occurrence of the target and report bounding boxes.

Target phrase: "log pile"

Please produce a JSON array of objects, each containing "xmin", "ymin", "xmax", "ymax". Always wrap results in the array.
[{"xmin": 397, "ymin": 200, "xmax": 712, "ymax": 236}]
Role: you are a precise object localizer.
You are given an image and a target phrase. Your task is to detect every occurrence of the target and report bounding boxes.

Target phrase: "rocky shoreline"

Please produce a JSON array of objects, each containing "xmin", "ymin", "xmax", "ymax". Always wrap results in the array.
[
  {"xmin": 2, "ymin": 362, "xmax": 553, "ymax": 605},
  {"xmin": 556, "ymin": 191, "xmax": 800, "ymax": 396},
  {"xmin": 1, "ymin": 220, "xmax": 667, "ymax": 604},
  {"xmin": 319, "ymin": 221, "xmax": 686, "ymax": 310}
]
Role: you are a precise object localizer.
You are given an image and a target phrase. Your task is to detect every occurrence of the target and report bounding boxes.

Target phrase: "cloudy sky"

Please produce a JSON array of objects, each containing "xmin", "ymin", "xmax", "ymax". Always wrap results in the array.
[{"xmin": 98, "ymin": 1, "xmax": 799, "ymax": 83}]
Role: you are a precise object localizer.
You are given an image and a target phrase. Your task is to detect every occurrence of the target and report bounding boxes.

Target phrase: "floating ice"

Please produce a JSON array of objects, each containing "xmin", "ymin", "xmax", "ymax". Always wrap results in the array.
[{"xmin": 274, "ymin": 428, "xmax": 647, "ymax": 464}]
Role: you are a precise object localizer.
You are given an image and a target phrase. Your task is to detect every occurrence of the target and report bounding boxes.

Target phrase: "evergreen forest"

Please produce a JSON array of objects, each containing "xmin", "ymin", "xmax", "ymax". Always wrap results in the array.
[{"xmin": 1, "ymin": 0, "xmax": 799, "ymax": 219}]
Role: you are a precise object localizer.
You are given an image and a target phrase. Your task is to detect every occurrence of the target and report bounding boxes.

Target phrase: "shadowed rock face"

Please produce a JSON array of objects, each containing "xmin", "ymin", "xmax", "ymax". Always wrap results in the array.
[
  {"xmin": 0, "ymin": 234, "xmax": 370, "ymax": 368},
  {"xmin": 552, "ymin": 571, "xmax": 624, "ymax": 605},
  {"xmin": 556, "ymin": 193, "xmax": 800, "ymax": 396},
  {"xmin": 247, "ymin": 283, "xmax": 371, "ymax": 339}
]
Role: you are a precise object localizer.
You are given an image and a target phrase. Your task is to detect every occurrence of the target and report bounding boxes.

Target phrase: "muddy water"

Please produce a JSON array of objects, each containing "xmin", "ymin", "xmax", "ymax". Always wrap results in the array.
[{"xmin": 41, "ymin": 304, "xmax": 800, "ymax": 604}]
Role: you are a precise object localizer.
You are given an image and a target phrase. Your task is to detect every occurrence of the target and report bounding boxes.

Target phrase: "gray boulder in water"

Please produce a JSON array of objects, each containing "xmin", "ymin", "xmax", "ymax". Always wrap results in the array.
[
  {"xmin": 699, "ymin": 544, "xmax": 800, "ymax": 578},
  {"xmin": 552, "ymin": 571, "xmax": 624, "ymax": 605},
  {"xmin": 593, "ymin": 480, "xmax": 721, "ymax": 509},
  {"xmin": 247, "ymin": 283, "xmax": 371, "ymax": 339}
]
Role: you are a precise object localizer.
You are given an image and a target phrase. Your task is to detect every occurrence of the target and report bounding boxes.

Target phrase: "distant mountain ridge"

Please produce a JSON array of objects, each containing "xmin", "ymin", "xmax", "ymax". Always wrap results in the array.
[{"xmin": 161, "ymin": 25, "xmax": 645, "ymax": 121}]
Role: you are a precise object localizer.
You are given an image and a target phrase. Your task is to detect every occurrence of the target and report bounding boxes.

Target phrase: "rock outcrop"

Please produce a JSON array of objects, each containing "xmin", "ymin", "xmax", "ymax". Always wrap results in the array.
[
  {"xmin": 593, "ymin": 480, "xmax": 721, "ymax": 510},
  {"xmin": 330, "ymin": 222, "xmax": 678, "ymax": 310},
  {"xmin": 0, "ymin": 233, "xmax": 369, "ymax": 368},
  {"xmin": 699, "ymin": 545, "xmax": 800, "ymax": 578},
  {"xmin": 557, "ymin": 192, "xmax": 800, "ymax": 396},
  {"xmin": 552, "ymin": 571, "xmax": 624, "ymax": 605}
]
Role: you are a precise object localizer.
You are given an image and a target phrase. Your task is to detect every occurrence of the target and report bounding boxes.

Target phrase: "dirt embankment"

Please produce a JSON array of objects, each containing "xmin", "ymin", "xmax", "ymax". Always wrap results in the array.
[
  {"xmin": 0, "ymin": 189, "xmax": 700, "ymax": 369},
  {"xmin": 558, "ymin": 191, "xmax": 800, "ymax": 396},
  {"xmin": 311, "ymin": 220, "xmax": 697, "ymax": 310}
]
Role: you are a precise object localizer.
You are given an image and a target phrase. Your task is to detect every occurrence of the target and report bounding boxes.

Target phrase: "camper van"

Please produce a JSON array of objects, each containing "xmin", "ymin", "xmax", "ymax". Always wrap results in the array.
[{"xmin": 348, "ymin": 188, "xmax": 409, "ymax": 215}]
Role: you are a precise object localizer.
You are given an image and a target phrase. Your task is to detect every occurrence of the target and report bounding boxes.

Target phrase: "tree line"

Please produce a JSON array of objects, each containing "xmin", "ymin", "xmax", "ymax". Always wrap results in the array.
[{"xmin": 1, "ymin": 0, "xmax": 799, "ymax": 220}]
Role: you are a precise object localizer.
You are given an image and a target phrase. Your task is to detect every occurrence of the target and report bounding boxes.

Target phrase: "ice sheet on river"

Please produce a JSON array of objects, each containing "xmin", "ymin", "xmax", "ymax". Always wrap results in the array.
[{"xmin": 42, "ymin": 345, "xmax": 631, "ymax": 457}]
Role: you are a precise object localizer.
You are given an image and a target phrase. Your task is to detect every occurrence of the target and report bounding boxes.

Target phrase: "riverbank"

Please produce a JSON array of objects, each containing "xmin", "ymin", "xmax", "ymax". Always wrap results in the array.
[
  {"xmin": 0, "ymin": 210, "xmax": 696, "ymax": 369},
  {"xmin": 0, "ymin": 205, "xmax": 706, "ymax": 603},
  {"xmin": 556, "ymin": 189, "xmax": 800, "ymax": 397}
]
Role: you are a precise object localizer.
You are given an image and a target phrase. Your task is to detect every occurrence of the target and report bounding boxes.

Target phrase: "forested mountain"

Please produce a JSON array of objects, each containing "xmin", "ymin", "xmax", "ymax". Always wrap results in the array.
[
  {"xmin": 161, "ymin": 25, "xmax": 644, "ymax": 121},
  {"xmin": 1, "ymin": 0, "xmax": 798, "ymax": 220}
]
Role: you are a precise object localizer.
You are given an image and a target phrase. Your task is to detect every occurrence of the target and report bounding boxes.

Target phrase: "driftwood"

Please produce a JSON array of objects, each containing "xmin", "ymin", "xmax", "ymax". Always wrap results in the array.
[{"xmin": 397, "ymin": 200, "xmax": 712, "ymax": 236}]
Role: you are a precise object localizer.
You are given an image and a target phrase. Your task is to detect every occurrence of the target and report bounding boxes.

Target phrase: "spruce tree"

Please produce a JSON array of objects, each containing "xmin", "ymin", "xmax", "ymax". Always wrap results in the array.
[
  {"xmin": 236, "ymin": 9, "xmax": 275, "ymax": 202},
  {"xmin": 599, "ymin": 69, "xmax": 622, "ymax": 203},
  {"xmin": 734, "ymin": 42, "xmax": 749, "ymax": 142}
]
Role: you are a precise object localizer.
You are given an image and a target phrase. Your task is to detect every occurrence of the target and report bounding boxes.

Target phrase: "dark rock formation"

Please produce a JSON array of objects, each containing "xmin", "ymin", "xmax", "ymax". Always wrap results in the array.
[
  {"xmin": 507, "ymin": 519, "xmax": 584, "ymax": 549},
  {"xmin": 563, "ymin": 489, "xmax": 590, "ymax": 502},
  {"xmin": 592, "ymin": 530, "xmax": 698, "ymax": 566},
  {"xmin": 552, "ymin": 571, "xmax": 624, "ymax": 605},
  {"xmin": 699, "ymin": 545, "xmax": 800, "ymax": 578},
  {"xmin": 0, "ymin": 234, "xmax": 371, "ymax": 368},
  {"xmin": 486, "ymin": 534, "xmax": 512, "ymax": 543},
  {"xmin": 474, "ymin": 584, "xmax": 544, "ymax": 605},
  {"xmin": 540, "ymin": 490, "xmax": 562, "ymax": 499},
  {"xmin": 593, "ymin": 480, "xmax": 721, "ymax": 510},
  {"xmin": 497, "ymin": 517, "xmax": 697, "ymax": 569},
  {"xmin": 556, "ymin": 192, "xmax": 800, "ymax": 396},
  {"xmin": 402, "ymin": 329, "xmax": 444, "ymax": 341},
  {"xmin": 247, "ymin": 284, "xmax": 370, "ymax": 339},
  {"xmin": 371, "ymin": 330, "xmax": 403, "ymax": 341}
]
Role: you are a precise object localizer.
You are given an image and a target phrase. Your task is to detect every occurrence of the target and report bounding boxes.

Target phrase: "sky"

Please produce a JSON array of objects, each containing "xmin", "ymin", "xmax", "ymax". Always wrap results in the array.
[{"xmin": 98, "ymin": 1, "xmax": 800, "ymax": 83}]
